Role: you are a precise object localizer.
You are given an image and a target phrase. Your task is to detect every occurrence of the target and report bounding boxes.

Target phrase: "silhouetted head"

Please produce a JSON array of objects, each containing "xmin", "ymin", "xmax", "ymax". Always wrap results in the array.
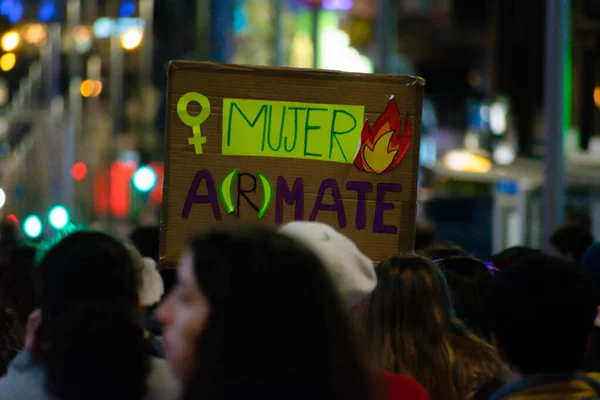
[
  {"xmin": 550, "ymin": 224, "xmax": 594, "ymax": 265},
  {"xmin": 490, "ymin": 254, "xmax": 595, "ymax": 375},
  {"xmin": 37, "ymin": 231, "xmax": 150, "ymax": 400},
  {"xmin": 158, "ymin": 224, "xmax": 376, "ymax": 400}
]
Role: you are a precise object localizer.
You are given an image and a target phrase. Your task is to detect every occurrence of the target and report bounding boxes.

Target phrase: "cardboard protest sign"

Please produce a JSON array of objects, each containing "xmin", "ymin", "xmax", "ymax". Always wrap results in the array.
[{"xmin": 160, "ymin": 62, "xmax": 424, "ymax": 267}]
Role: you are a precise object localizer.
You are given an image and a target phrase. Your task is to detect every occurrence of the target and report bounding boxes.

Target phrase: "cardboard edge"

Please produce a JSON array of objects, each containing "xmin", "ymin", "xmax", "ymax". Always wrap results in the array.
[
  {"xmin": 159, "ymin": 63, "xmax": 176, "ymax": 269},
  {"xmin": 168, "ymin": 61, "xmax": 426, "ymax": 87}
]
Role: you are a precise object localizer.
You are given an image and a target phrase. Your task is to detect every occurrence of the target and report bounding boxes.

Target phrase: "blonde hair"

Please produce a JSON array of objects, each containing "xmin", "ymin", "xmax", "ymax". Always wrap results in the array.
[{"xmin": 359, "ymin": 254, "xmax": 504, "ymax": 400}]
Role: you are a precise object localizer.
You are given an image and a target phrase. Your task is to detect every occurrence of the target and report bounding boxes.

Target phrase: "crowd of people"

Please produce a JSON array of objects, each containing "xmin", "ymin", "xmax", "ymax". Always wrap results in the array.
[{"xmin": 0, "ymin": 216, "xmax": 598, "ymax": 400}]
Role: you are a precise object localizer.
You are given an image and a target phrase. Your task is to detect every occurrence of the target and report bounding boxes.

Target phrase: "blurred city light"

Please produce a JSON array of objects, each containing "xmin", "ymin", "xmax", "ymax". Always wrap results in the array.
[
  {"xmin": 490, "ymin": 102, "xmax": 507, "ymax": 135},
  {"xmin": 6, "ymin": 214, "xmax": 18, "ymax": 225},
  {"xmin": 0, "ymin": 116, "xmax": 8, "ymax": 139},
  {"xmin": 0, "ymin": 53, "xmax": 16, "ymax": 72},
  {"xmin": 133, "ymin": 166, "xmax": 157, "ymax": 192},
  {"xmin": 71, "ymin": 162, "xmax": 88, "ymax": 181},
  {"xmin": 39, "ymin": 0, "xmax": 56, "ymax": 22},
  {"xmin": 493, "ymin": 144, "xmax": 516, "ymax": 165},
  {"xmin": 72, "ymin": 26, "xmax": 93, "ymax": 53},
  {"xmin": 93, "ymin": 18, "xmax": 116, "ymax": 38},
  {"xmin": 23, "ymin": 24, "xmax": 48, "ymax": 45},
  {"xmin": 442, "ymin": 150, "xmax": 492, "ymax": 174},
  {"xmin": 80, "ymin": 80, "xmax": 102, "ymax": 97},
  {"xmin": 121, "ymin": 29, "xmax": 143, "ymax": 50},
  {"xmin": 120, "ymin": 0, "xmax": 136, "ymax": 17},
  {"xmin": 0, "ymin": 188, "xmax": 5, "ymax": 209},
  {"xmin": 1, "ymin": 31, "xmax": 20, "ymax": 52},
  {"xmin": 594, "ymin": 86, "xmax": 600, "ymax": 109},
  {"xmin": 0, "ymin": 0, "xmax": 24, "ymax": 23},
  {"xmin": 23, "ymin": 215, "xmax": 42, "ymax": 239},
  {"xmin": 48, "ymin": 205, "xmax": 70, "ymax": 230}
]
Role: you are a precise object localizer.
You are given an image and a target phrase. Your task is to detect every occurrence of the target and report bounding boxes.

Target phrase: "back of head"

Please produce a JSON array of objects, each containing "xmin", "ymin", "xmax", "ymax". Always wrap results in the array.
[
  {"xmin": 0, "ymin": 246, "xmax": 37, "ymax": 325},
  {"xmin": 0, "ymin": 218, "xmax": 19, "ymax": 249},
  {"xmin": 360, "ymin": 254, "xmax": 500, "ymax": 400},
  {"xmin": 490, "ymin": 254, "xmax": 596, "ymax": 375},
  {"xmin": 436, "ymin": 257, "xmax": 493, "ymax": 340},
  {"xmin": 38, "ymin": 231, "xmax": 150, "ymax": 400},
  {"xmin": 582, "ymin": 243, "xmax": 600, "ymax": 305},
  {"xmin": 491, "ymin": 246, "xmax": 541, "ymax": 272},
  {"xmin": 415, "ymin": 221, "xmax": 436, "ymax": 251},
  {"xmin": 0, "ymin": 284, "xmax": 23, "ymax": 376},
  {"xmin": 184, "ymin": 224, "xmax": 375, "ymax": 400},
  {"xmin": 279, "ymin": 221, "xmax": 376, "ymax": 309},
  {"xmin": 550, "ymin": 224, "xmax": 594, "ymax": 265},
  {"xmin": 419, "ymin": 242, "xmax": 470, "ymax": 261},
  {"xmin": 129, "ymin": 225, "xmax": 160, "ymax": 262}
]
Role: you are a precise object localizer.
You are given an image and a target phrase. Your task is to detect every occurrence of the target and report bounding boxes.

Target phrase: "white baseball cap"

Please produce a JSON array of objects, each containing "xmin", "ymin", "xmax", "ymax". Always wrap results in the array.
[{"xmin": 279, "ymin": 221, "xmax": 376, "ymax": 309}]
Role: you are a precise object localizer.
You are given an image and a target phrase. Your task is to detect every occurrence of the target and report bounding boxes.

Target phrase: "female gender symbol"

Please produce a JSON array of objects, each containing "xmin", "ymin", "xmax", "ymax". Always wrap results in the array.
[{"xmin": 177, "ymin": 92, "xmax": 211, "ymax": 154}]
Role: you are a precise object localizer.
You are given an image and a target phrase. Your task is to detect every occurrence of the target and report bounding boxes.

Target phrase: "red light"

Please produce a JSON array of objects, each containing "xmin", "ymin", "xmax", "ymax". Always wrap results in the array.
[
  {"xmin": 149, "ymin": 162, "xmax": 164, "ymax": 203},
  {"xmin": 71, "ymin": 162, "xmax": 88, "ymax": 181},
  {"xmin": 110, "ymin": 161, "xmax": 136, "ymax": 218},
  {"xmin": 6, "ymin": 214, "xmax": 18, "ymax": 226},
  {"xmin": 94, "ymin": 165, "xmax": 109, "ymax": 216}
]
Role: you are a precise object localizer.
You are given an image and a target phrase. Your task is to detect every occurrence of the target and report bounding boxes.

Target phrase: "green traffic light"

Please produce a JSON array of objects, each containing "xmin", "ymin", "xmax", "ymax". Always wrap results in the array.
[
  {"xmin": 48, "ymin": 205, "xmax": 70, "ymax": 230},
  {"xmin": 23, "ymin": 215, "xmax": 43, "ymax": 239},
  {"xmin": 133, "ymin": 166, "xmax": 157, "ymax": 192}
]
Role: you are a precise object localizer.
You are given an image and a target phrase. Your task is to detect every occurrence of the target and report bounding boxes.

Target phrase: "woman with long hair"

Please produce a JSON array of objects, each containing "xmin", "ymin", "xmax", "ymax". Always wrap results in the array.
[
  {"xmin": 435, "ymin": 256, "xmax": 494, "ymax": 341},
  {"xmin": 158, "ymin": 224, "xmax": 378, "ymax": 400},
  {"xmin": 359, "ymin": 254, "xmax": 507, "ymax": 400},
  {"xmin": 0, "ymin": 231, "xmax": 179, "ymax": 400}
]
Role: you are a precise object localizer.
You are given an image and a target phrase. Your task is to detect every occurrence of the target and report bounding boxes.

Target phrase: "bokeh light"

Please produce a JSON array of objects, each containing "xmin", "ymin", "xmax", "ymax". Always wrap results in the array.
[
  {"xmin": 23, "ymin": 215, "xmax": 43, "ymax": 239},
  {"xmin": 1, "ymin": 31, "xmax": 19, "ymax": 52},
  {"xmin": 133, "ymin": 166, "xmax": 157, "ymax": 192},
  {"xmin": 71, "ymin": 162, "xmax": 88, "ymax": 181},
  {"xmin": 0, "ymin": 53, "xmax": 16, "ymax": 72},
  {"xmin": 48, "ymin": 205, "xmax": 70, "ymax": 230},
  {"xmin": 120, "ymin": 30, "xmax": 143, "ymax": 50}
]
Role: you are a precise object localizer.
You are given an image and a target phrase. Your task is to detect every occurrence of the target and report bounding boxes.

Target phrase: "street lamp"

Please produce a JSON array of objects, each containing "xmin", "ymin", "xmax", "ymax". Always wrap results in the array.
[
  {"xmin": 120, "ymin": 29, "xmax": 143, "ymax": 51},
  {"xmin": 1, "ymin": 31, "xmax": 20, "ymax": 52},
  {"xmin": 0, "ymin": 53, "xmax": 16, "ymax": 72}
]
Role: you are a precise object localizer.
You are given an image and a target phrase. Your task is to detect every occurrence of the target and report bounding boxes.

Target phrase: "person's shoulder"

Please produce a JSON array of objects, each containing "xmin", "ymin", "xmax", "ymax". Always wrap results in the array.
[
  {"xmin": 0, "ymin": 352, "xmax": 50, "ymax": 399},
  {"xmin": 145, "ymin": 357, "xmax": 181, "ymax": 400},
  {"xmin": 382, "ymin": 372, "xmax": 431, "ymax": 400}
]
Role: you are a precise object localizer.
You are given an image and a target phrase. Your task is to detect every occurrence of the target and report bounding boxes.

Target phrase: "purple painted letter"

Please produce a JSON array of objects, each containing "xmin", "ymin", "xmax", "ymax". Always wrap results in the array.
[
  {"xmin": 310, "ymin": 179, "xmax": 347, "ymax": 228},
  {"xmin": 275, "ymin": 176, "xmax": 304, "ymax": 224},
  {"xmin": 373, "ymin": 183, "xmax": 402, "ymax": 234},
  {"xmin": 346, "ymin": 181, "xmax": 373, "ymax": 230},
  {"xmin": 181, "ymin": 170, "xmax": 222, "ymax": 220}
]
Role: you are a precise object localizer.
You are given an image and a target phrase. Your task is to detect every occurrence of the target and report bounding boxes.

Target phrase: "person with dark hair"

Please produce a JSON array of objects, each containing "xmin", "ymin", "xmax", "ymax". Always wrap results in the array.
[
  {"xmin": 0, "ymin": 231, "xmax": 180, "ymax": 399},
  {"xmin": 436, "ymin": 256, "xmax": 494, "ymax": 341},
  {"xmin": 130, "ymin": 225, "xmax": 161, "ymax": 262},
  {"xmin": 550, "ymin": 224, "xmax": 594, "ymax": 266},
  {"xmin": 0, "ymin": 218, "xmax": 19, "ymax": 250},
  {"xmin": 580, "ymin": 242, "xmax": 600, "ymax": 372},
  {"xmin": 0, "ymin": 246, "xmax": 37, "ymax": 326},
  {"xmin": 157, "ymin": 224, "xmax": 378, "ymax": 400},
  {"xmin": 0, "ymin": 284, "xmax": 23, "ymax": 376},
  {"xmin": 415, "ymin": 222, "xmax": 436, "ymax": 251},
  {"xmin": 280, "ymin": 221, "xmax": 431, "ymax": 400},
  {"xmin": 359, "ymin": 254, "xmax": 507, "ymax": 400},
  {"xmin": 490, "ymin": 246, "xmax": 541, "ymax": 273},
  {"xmin": 418, "ymin": 242, "xmax": 470, "ymax": 261},
  {"xmin": 489, "ymin": 254, "xmax": 599, "ymax": 399}
]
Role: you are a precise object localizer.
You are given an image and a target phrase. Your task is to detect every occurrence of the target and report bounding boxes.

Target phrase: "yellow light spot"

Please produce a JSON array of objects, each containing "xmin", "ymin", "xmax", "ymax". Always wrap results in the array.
[
  {"xmin": 1, "ymin": 31, "xmax": 20, "ymax": 52},
  {"xmin": 92, "ymin": 81, "xmax": 102, "ymax": 97},
  {"xmin": 443, "ymin": 150, "xmax": 492, "ymax": 174},
  {"xmin": 80, "ymin": 80, "xmax": 96, "ymax": 97},
  {"xmin": 594, "ymin": 86, "xmax": 600, "ymax": 110},
  {"xmin": 23, "ymin": 24, "xmax": 47, "ymax": 45},
  {"xmin": 1, "ymin": 53, "xmax": 16, "ymax": 72},
  {"xmin": 120, "ymin": 30, "xmax": 143, "ymax": 50}
]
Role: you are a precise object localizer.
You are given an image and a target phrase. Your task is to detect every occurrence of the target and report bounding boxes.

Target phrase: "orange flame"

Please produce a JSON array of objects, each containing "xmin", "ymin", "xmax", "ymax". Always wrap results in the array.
[{"xmin": 354, "ymin": 97, "xmax": 412, "ymax": 174}]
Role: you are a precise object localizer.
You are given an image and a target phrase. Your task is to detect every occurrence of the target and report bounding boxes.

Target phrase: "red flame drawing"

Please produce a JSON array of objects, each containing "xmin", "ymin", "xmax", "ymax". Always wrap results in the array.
[{"xmin": 354, "ymin": 97, "xmax": 412, "ymax": 174}]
